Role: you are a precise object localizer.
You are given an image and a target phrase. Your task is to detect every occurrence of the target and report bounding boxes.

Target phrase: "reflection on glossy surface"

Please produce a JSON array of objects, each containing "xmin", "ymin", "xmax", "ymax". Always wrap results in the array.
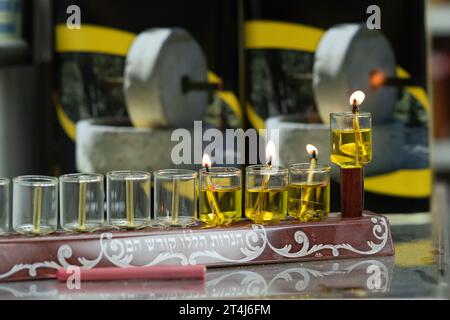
[
  {"xmin": 206, "ymin": 257, "xmax": 393, "ymax": 299},
  {"xmin": 0, "ymin": 257, "xmax": 393, "ymax": 299}
]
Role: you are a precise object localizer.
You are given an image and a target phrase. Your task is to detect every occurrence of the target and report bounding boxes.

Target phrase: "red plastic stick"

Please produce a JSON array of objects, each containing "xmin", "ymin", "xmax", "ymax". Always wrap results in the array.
[{"xmin": 56, "ymin": 265, "xmax": 206, "ymax": 282}]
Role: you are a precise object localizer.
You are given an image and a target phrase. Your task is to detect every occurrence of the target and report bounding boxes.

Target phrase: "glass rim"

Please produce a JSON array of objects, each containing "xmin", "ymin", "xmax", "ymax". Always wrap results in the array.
[
  {"xmin": 60, "ymin": 173, "xmax": 104, "ymax": 183},
  {"xmin": 0, "ymin": 177, "xmax": 9, "ymax": 185},
  {"xmin": 13, "ymin": 175, "xmax": 58, "ymax": 186},
  {"xmin": 107, "ymin": 170, "xmax": 151, "ymax": 180},
  {"xmin": 199, "ymin": 167, "xmax": 241, "ymax": 177},
  {"xmin": 245, "ymin": 164, "xmax": 288, "ymax": 174},
  {"xmin": 154, "ymin": 169, "xmax": 198, "ymax": 179},
  {"xmin": 289, "ymin": 163, "xmax": 331, "ymax": 173},
  {"xmin": 330, "ymin": 112, "xmax": 372, "ymax": 118}
]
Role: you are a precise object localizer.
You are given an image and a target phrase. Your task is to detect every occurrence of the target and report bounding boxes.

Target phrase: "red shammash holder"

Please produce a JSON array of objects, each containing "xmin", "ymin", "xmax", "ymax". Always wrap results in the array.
[{"xmin": 340, "ymin": 167, "xmax": 364, "ymax": 218}]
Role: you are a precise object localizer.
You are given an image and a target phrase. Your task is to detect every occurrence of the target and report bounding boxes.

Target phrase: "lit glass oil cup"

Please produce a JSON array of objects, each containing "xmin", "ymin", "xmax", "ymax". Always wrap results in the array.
[
  {"xmin": 0, "ymin": 178, "xmax": 9, "ymax": 235},
  {"xmin": 60, "ymin": 173, "xmax": 105, "ymax": 232},
  {"xmin": 13, "ymin": 176, "xmax": 58, "ymax": 236},
  {"xmin": 199, "ymin": 167, "xmax": 242, "ymax": 226},
  {"xmin": 107, "ymin": 171, "xmax": 151, "ymax": 229},
  {"xmin": 154, "ymin": 169, "xmax": 197, "ymax": 227},
  {"xmin": 288, "ymin": 164, "xmax": 330, "ymax": 222},
  {"xmin": 330, "ymin": 112, "xmax": 372, "ymax": 168},
  {"xmin": 245, "ymin": 165, "xmax": 288, "ymax": 224}
]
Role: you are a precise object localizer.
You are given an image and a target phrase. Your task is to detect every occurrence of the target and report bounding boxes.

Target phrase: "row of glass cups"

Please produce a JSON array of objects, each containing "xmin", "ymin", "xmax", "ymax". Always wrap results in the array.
[
  {"xmin": 190, "ymin": 163, "xmax": 330, "ymax": 225},
  {"xmin": 0, "ymin": 164, "xmax": 330, "ymax": 236}
]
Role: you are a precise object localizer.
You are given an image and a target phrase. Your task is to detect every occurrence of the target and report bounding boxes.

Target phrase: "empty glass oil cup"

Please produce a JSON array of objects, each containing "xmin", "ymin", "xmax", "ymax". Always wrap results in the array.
[
  {"xmin": 107, "ymin": 171, "xmax": 151, "ymax": 229},
  {"xmin": 330, "ymin": 112, "xmax": 372, "ymax": 168},
  {"xmin": 245, "ymin": 165, "xmax": 288, "ymax": 224},
  {"xmin": 13, "ymin": 176, "xmax": 58, "ymax": 236},
  {"xmin": 154, "ymin": 169, "xmax": 197, "ymax": 227},
  {"xmin": 288, "ymin": 164, "xmax": 330, "ymax": 222},
  {"xmin": 199, "ymin": 167, "xmax": 242, "ymax": 226},
  {"xmin": 0, "ymin": 178, "xmax": 9, "ymax": 235},
  {"xmin": 60, "ymin": 173, "xmax": 105, "ymax": 232}
]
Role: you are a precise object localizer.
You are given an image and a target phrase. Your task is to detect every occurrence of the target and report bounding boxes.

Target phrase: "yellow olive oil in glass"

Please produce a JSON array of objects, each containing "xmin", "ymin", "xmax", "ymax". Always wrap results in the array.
[
  {"xmin": 288, "ymin": 183, "xmax": 330, "ymax": 222},
  {"xmin": 199, "ymin": 186, "xmax": 242, "ymax": 226},
  {"xmin": 331, "ymin": 128, "xmax": 372, "ymax": 168},
  {"xmin": 199, "ymin": 167, "xmax": 242, "ymax": 227},
  {"xmin": 245, "ymin": 187, "xmax": 288, "ymax": 224}
]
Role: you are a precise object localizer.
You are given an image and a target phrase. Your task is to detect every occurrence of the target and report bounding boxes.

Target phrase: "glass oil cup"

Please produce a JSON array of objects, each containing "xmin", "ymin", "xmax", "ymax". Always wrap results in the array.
[
  {"xmin": 245, "ymin": 165, "xmax": 288, "ymax": 224},
  {"xmin": 330, "ymin": 112, "xmax": 372, "ymax": 168},
  {"xmin": 288, "ymin": 164, "xmax": 331, "ymax": 222},
  {"xmin": 60, "ymin": 173, "xmax": 105, "ymax": 232},
  {"xmin": 154, "ymin": 169, "xmax": 197, "ymax": 227},
  {"xmin": 199, "ymin": 167, "xmax": 242, "ymax": 227},
  {"xmin": 0, "ymin": 178, "xmax": 9, "ymax": 235},
  {"xmin": 107, "ymin": 171, "xmax": 151, "ymax": 229},
  {"xmin": 13, "ymin": 176, "xmax": 58, "ymax": 236}
]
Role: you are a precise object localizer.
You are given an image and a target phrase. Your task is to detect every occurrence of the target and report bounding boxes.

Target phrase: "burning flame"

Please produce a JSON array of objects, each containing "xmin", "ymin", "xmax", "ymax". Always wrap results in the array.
[
  {"xmin": 265, "ymin": 140, "xmax": 276, "ymax": 164},
  {"xmin": 306, "ymin": 144, "xmax": 318, "ymax": 158},
  {"xmin": 349, "ymin": 90, "xmax": 365, "ymax": 106},
  {"xmin": 202, "ymin": 154, "xmax": 212, "ymax": 168}
]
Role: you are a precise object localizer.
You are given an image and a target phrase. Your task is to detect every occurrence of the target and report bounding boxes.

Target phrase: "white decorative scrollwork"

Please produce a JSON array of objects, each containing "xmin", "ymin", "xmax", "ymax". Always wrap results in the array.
[
  {"xmin": 188, "ymin": 225, "xmax": 267, "ymax": 265},
  {"xmin": 266, "ymin": 216, "xmax": 389, "ymax": 258},
  {"xmin": 0, "ymin": 262, "xmax": 61, "ymax": 281}
]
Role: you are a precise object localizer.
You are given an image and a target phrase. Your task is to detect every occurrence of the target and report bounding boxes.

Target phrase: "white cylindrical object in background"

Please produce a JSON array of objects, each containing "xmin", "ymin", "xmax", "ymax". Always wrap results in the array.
[
  {"xmin": 313, "ymin": 24, "xmax": 398, "ymax": 124},
  {"xmin": 124, "ymin": 28, "xmax": 208, "ymax": 128}
]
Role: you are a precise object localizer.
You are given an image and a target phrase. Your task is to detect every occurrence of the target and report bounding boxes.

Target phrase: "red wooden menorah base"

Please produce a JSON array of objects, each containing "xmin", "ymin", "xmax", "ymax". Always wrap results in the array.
[{"xmin": 0, "ymin": 212, "xmax": 394, "ymax": 282}]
